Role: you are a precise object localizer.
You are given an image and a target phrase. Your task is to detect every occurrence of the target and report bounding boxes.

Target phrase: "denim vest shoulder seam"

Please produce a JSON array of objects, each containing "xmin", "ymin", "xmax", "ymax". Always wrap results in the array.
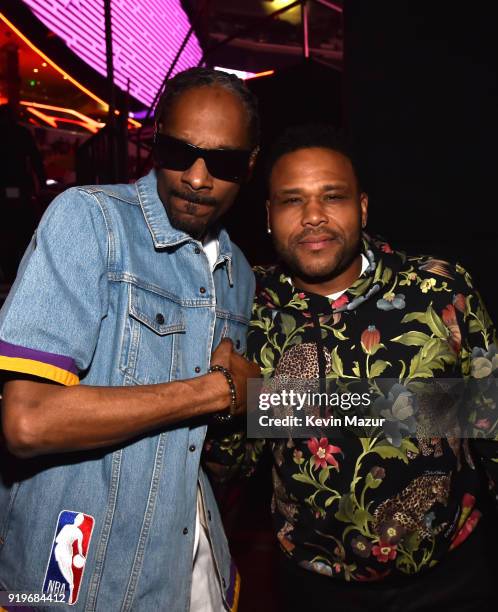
[
  {"xmin": 77, "ymin": 189, "xmax": 116, "ymax": 277},
  {"xmin": 77, "ymin": 185, "xmax": 139, "ymax": 206}
]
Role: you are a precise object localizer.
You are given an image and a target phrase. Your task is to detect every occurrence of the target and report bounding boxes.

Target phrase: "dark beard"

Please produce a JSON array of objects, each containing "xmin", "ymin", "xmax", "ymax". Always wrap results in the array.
[
  {"xmin": 165, "ymin": 188, "xmax": 219, "ymax": 240},
  {"xmin": 275, "ymin": 230, "xmax": 362, "ymax": 286}
]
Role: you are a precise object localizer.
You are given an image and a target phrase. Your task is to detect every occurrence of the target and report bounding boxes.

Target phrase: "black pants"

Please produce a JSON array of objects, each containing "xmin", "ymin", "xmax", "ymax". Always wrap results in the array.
[{"xmin": 278, "ymin": 524, "xmax": 495, "ymax": 612}]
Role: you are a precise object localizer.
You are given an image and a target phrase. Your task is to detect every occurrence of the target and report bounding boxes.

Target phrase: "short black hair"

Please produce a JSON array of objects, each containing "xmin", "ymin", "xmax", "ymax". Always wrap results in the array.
[
  {"xmin": 265, "ymin": 123, "xmax": 362, "ymax": 190},
  {"xmin": 155, "ymin": 67, "xmax": 260, "ymax": 149}
]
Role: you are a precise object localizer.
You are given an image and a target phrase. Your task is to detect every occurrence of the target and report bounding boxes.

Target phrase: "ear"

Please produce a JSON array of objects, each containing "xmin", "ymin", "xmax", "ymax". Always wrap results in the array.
[
  {"xmin": 245, "ymin": 146, "xmax": 260, "ymax": 182},
  {"xmin": 360, "ymin": 192, "xmax": 369, "ymax": 229}
]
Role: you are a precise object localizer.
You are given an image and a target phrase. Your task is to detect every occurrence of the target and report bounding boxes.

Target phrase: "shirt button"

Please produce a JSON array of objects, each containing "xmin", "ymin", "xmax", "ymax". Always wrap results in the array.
[
  {"xmin": 222, "ymin": 578, "xmax": 226, "ymax": 588},
  {"xmin": 199, "ymin": 287, "xmax": 206, "ymax": 294},
  {"xmin": 194, "ymin": 246, "xmax": 201, "ymax": 254},
  {"xmin": 189, "ymin": 444, "xmax": 196, "ymax": 452},
  {"xmin": 194, "ymin": 366, "xmax": 201, "ymax": 373},
  {"xmin": 235, "ymin": 340, "xmax": 241, "ymax": 350},
  {"xmin": 207, "ymin": 510, "xmax": 212, "ymax": 521},
  {"xmin": 155, "ymin": 313, "xmax": 165, "ymax": 325},
  {"xmin": 183, "ymin": 527, "xmax": 188, "ymax": 535}
]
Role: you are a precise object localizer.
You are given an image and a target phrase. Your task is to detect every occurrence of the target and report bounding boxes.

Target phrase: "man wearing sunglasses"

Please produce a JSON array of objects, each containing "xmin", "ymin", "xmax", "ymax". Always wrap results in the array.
[{"xmin": 0, "ymin": 67, "xmax": 260, "ymax": 611}]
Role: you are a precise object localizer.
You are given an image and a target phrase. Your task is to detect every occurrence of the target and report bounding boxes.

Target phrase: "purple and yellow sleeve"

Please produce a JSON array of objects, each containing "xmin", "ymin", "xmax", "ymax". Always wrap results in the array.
[{"xmin": 0, "ymin": 340, "xmax": 79, "ymax": 386}]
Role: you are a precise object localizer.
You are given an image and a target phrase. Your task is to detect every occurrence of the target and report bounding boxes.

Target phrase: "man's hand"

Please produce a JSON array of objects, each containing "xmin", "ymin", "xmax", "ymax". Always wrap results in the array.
[
  {"xmin": 1, "ymin": 340, "xmax": 260, "ymax": 458},
  {"xmin": 211, "ymin": 339, "xmax": 261, "ymax": 416},
  {"xmin": 1, "ymin": 361, "xmax": 243, "ymax": 458}
]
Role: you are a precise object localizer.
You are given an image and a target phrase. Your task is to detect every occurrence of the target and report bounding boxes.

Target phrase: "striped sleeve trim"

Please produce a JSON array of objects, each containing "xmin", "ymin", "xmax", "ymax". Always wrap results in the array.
[
  {"xmin": 0, "ymin": 340, "xmax": 79, "ymax": 386},
  {"xmin": 226, "ymin": 560, "xmax": 241, "ymax": 612}
]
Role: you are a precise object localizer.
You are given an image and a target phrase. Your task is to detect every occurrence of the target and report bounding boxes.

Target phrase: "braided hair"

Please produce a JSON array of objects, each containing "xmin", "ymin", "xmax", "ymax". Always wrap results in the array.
[{"xmin": 155, "ymin": 67, "xmax": 260, "ymax": 149}]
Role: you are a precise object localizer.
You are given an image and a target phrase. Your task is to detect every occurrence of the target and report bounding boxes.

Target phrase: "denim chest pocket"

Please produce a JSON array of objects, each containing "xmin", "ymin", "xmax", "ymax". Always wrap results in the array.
[{"xmin": 121, "ymin": 284, "xmax": 185, "ymax": 384}]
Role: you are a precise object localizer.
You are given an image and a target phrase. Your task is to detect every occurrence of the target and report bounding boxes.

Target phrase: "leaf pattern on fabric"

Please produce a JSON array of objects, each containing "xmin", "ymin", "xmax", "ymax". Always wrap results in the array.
[{"xmin": 204, "ymin": 237, "xmax": 497, "ymax": 581}]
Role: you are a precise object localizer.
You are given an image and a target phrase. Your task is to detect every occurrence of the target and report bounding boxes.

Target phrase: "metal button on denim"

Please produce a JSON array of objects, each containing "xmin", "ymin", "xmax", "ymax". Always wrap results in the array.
[
  {"xmin": 194, "ymin": 247, "xmax": 201, "ymax": 254},
  {"xmin": 189, "ymin": 445, "xmax": 196, "ymax": 452},
  {"xmin": 155, "ymin": 313, "xmax": 165, "ymax": 324},
  {"xmin": 199, "ymin": 287, "xmax": 206, "ymax": 294},
  {"xmin": 183, "ymin": 527, "xmax": 188, "ymax": 535},
  {"xmin": 194, "ymin": 366, "xmax": 201, "ymax": 373}
]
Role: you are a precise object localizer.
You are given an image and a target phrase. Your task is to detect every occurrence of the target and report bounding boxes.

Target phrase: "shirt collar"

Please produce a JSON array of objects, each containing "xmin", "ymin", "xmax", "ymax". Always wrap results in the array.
[
  {"xmin": 135, "ymin": 168, "xmax": 233, "ymax": 264},
  {"xmin": 326, "ymin": 253, "xmax": 370, "ymax": 300}
]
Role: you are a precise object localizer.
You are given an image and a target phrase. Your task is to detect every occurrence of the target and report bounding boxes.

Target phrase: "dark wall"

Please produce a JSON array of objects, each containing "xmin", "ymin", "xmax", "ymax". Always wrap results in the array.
[
  {"xmin": 226, "ymin": 2, "xmax": 497, "ymax": 322},
  {"xmin": 224, "ymin": 60, "xmax": 342, "ymax": 267},
  {"xmin": 343, "ymin": 1, "xmax": 497, "ymax": 319}
]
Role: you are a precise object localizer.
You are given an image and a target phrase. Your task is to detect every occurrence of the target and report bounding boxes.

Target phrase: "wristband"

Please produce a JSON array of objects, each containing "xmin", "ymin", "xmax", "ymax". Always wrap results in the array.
[{"xmin": 209, "ymin": 364, "xmax": 237, "ymax": 420}]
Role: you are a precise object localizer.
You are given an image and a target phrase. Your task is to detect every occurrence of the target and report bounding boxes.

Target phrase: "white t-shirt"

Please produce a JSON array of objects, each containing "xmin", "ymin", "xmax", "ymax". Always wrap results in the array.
[
  {"xmin": 326, "ymin": 253, "xmax": 370, "ymax": 300},
  {"xmin": 190, "ymin": 233, "xmax": 223, "ymax": 612},
  {"xmin": 283, "ymin": 254, "xmax": 370, "ymax": 299}
]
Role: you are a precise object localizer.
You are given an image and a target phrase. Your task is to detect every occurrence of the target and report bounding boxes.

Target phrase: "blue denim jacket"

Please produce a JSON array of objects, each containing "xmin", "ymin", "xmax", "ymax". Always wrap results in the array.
[{"xmin": 0, "ymin": 169, "xmax": 255, "ymax": 611}]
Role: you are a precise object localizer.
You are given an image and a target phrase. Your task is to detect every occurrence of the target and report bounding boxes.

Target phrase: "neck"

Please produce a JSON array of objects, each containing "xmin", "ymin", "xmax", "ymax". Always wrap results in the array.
[{"xmin": 292, "ymin": 254, "xmax": 363, "ymax": 297}]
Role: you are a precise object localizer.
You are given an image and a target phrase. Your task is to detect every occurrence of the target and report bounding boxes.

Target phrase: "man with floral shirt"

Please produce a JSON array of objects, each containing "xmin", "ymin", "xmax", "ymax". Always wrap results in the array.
[{"xmin": 206, "ymin": 124, "xmax": 497, "ymax": 611}]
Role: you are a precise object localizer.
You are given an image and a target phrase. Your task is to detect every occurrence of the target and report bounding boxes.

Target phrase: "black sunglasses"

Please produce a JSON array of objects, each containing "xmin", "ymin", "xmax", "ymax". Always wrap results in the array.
[{"xmin": 153, "ymin": 133, "xmax": 252, "ymax": 183}]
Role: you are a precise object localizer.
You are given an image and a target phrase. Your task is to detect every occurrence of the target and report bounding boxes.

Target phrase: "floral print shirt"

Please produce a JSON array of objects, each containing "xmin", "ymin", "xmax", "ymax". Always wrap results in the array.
[{"xmin": 204, "ymin": 236, "xmax": 497, "ymax": 582}]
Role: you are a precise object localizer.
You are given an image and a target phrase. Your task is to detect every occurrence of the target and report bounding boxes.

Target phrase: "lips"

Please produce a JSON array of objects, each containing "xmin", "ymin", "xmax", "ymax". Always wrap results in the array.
[
  {"xmin": 299, "ymin": 235, "xmax": 337, "ymax": 251},
  {"xmin": 169, "ymin": 188, "xmax": 218, "ymax": 208},
  {"xmin": 171, "ymin": 195, "xmax": 216, "ymax": 218},
  {"xmin": 175, "ymin": 195, "xmax": 215, "ymax": 208},
  {"xmin": 300, "ymin": 235, "xmax": 334, "ymax": 244}
]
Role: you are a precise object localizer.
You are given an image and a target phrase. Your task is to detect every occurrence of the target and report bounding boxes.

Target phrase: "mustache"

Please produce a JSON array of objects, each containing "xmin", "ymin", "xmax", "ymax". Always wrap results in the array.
[
  {"xmin": 169, "ymin": 187, "xmax": 218, "ymax": 206},
  {"xmin": 292, "ymin": 228, "xmax": 344, "ymax": 244}
]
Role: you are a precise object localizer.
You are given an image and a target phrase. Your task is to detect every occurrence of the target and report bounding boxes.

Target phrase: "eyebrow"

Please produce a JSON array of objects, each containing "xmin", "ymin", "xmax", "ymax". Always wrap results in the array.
[{"xmin": 276, "ymin": 183, "xmax": 350, "ymax": 196}]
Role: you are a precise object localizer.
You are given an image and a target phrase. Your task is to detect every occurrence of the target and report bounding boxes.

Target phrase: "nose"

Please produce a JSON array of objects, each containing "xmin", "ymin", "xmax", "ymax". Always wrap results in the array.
[
  {"xmin": 301, "ymin": 196, "xmax": 328, "ymax": 228},
  {"xmin": 181, "ymin": 157, "xmax": 213, "ymax": 191}
]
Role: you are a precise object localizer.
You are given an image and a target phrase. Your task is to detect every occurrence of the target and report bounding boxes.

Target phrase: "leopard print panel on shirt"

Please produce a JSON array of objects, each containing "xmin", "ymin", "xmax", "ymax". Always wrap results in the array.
[
  {"xmin": 372, "ymin": 473, "xmax": 452, "ymax": 540},
  {"xmin": 274, "ymin": 342, "xmax": 332, "ymax": 380}
]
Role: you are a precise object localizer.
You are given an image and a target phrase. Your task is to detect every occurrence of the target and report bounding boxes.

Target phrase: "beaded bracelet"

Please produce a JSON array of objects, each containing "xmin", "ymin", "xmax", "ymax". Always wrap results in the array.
[{"xmin": 208, "ymin": 364, "xmax": 237, "ymax": 421}]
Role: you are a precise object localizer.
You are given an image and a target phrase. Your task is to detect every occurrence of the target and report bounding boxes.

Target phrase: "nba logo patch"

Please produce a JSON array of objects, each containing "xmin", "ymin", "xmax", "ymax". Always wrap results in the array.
[{"xmin": 42, "ymin": 510, "xmax": 95, "ymax": 605}]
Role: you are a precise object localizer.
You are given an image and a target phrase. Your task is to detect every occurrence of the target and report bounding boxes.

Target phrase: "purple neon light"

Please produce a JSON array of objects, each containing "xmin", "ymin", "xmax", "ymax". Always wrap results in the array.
[{"xmin": 22, "ymin": 0, "xmax": 203, "ymax": 107}]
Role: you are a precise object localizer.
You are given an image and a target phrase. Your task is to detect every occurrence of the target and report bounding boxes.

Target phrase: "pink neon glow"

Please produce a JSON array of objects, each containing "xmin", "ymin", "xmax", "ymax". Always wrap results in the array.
[{"xmin": 22, "ymin": 0, "xmax": 203, "ymax": 107}]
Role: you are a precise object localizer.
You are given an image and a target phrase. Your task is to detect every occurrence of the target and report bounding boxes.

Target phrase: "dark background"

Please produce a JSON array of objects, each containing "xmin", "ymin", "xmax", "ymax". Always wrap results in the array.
[
  {"xmin": 220, "ymin": 3, "xmax": 498, "ymax": 609},
  {"xmin": 224, "ymin": 1, "xmax": 497, "ymax": 322},
  {"xmin": 1, "ymin": 2, "xmax": 497, "ymax": 610}
]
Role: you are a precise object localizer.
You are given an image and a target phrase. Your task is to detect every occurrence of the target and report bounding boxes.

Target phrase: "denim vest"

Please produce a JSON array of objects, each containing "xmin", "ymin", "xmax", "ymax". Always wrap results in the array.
[{"xmin": 0, "ymin": 169, "xmax": 255, "ymax": 611}]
